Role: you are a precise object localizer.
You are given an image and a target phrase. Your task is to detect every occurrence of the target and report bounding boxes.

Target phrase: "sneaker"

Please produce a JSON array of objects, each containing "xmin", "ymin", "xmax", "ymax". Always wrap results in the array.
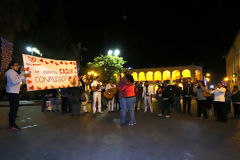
[
  {"xmin": 165, "ymin": 115, "xmax": 170, "ymax": 118},
  {"xmin": 8, "ymin": 125, "xmax": 21, "ymax": 131},
  {"xmin": 158, "ymin": 113, "xmax": 163, "ymax": 117},
  {"xmin": 128, "ymin": 123, "xmax": 134, "ymax": 126}
]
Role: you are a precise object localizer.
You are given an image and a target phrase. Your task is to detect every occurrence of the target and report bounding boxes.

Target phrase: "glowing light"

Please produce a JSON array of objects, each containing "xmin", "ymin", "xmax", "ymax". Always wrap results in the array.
[
  {"xmin": 210, "ymin": 85, "xmax": 214, "ymax": 89},
  {"xmin": 114, "ymin": 49, "xmax": 120, "ymax": 56},
  {"xmin": 91, "ymin": 71, "xmax": 94, "ymax": 74},
  {"xmin": 88, "ymin": 72, "xmax": 91, "ymax": 75},
  {"xmin": 206, "ymin": 73, "xmax": 210, "ymax": 77},
  {"xmin": 94, "ymin": 73, "xmax": 97, "ymax": 76},
  {"xmin": 224, "ymin": 77, "xmax": 229, "ymax": 81},
  {"xmin": 26, "ymin": 47, "xmax": 32, "ymax": 52},
  {"xmin": 206, "ymin": 78, "xmax": 210, "ymax": 82},
  {"xmin": 178, "ymin": 83, "xmax": 183, "ymax": 88},
  {"xmin": 108, "ymin": 50, "xmax": 113, "ymax": 55}
]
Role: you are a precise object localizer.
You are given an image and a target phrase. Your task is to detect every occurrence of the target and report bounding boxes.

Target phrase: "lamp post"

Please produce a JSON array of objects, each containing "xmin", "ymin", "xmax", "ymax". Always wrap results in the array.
[
  {"xmin": 107, "ymin": 49, "xmax": 120, "ymax": 56},
  {"xmin": 26, "ymin": 46, "xmax": 42, "ymax": 56}
]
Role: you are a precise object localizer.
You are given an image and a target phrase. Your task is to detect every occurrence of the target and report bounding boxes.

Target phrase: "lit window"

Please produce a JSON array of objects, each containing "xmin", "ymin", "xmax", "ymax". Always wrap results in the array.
[
  {"xmin": 146, "ymin": 71, "xmax": 153, "ymax": 81},
  {"xmin": 131, "ymin": 72, "xmax": 138, "ymax": 81},
  {"xmin": 139, "ymin": 72, "xmax": 145, "ymax": 81},
  {"xmin": 182, "ymin": 69, "xmax": 191, "ymax": 78},
  {"xmin": 172, "ymin": 70, "xmax": 180, "ymax": 80},
  {"xmin": 163, "ymin": 70, "xmax": 171, "ymax": 80},
  {"xmin": 154, "ymin": 71, "xmax": 161, "ymax": 81}
]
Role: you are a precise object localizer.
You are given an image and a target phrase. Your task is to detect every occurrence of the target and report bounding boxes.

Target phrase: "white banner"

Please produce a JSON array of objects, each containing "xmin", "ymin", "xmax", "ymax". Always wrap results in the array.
[{"xmin": 22, "ymin": 54, "xmax": 78, "ymax": 91}]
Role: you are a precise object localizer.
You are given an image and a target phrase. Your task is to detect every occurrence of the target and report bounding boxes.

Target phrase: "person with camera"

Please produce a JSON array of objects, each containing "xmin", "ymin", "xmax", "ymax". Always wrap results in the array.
[
  {"xmin": 193, "ymin": 81, "xmax": 208, "ymax": 119},
  {"xmin": 5, "ymin": 60, "xmax": 31, "ymax": 130},
  {"xmin": 182, "ymin": 78, "xmax": 194, "ymax": 115},
  {"xmin": 210, "ymin": 82, "xmax": 227, "ymax": 122}
]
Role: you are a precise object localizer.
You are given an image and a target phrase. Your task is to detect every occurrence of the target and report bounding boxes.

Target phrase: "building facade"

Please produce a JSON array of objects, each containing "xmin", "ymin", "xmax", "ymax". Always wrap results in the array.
[
  {"xmin": 226, "ymin": 32, "xmax": 240, "ymax": 91},
  {"xmin": 127, "ymin": 65, "xmax": 203, "ymax": 83}
]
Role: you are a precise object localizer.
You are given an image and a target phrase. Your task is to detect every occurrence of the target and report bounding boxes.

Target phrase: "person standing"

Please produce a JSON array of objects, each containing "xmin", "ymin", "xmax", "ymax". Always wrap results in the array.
[
  {"xmin": 231, "ymin": 85, "xmax": 240, "ymax": 119},
  {"xmin": 210, "ymin": 82, "xmax": 227, "ymax": 122},
  {"xmin": 117, "ymin": 74, "xmax": 136, "ymax": 125},
  {"xmin": 134, "ymin": 81, "xmax": 142, "ymax": 111},
  {"xmin": 91, "ymin": 76, "xmax": 103, "ymax": 114},
  {"xmin": 193, "ymin": 81, "xmax": 208, "ymax": 119},
  {"xmin": 183, "ymin": 78, "xmax": 194, "ymax": 115},
  {"xmin": 156, "ymin": 84, "xmax": 162, "ymax": 114},
  {"xmin": 5, "ymin": 60, "xmax": 30, "ymax": 130},
  {"xmin": 68, "ymin": 75, "xmax": 84, "ymax": 116},
  {"xmin": 173, "ymin": 84, "xmax": 182, "ymax": 113},
  {"xmin": 105, "ymin": 79, "xmax": 116, "ymax": 112},
  {"xmin": 142, "ymin": 81, "xmax": 153, "ymax": 113},
  {"xmin": 79, "ymin": 73, "xmax": 88, "ymax": 113},
  {"xmin": 158, "ymin": 81, "xmax": 172, "ymax": 118}
]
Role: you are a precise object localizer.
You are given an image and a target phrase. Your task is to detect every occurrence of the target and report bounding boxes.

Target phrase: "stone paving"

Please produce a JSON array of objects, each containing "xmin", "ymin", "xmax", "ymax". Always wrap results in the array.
[{"xmin": 0, "ymin": 100, "xmax": 240, "ymax": 160}]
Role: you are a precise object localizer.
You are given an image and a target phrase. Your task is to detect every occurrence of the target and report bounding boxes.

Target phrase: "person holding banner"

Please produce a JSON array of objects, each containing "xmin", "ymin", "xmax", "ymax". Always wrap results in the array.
[
  {"xmin": 91, "ymin": 76, "xmax": 103, "ymax": 114},
  {"xmin": 5, "ymin": 60, "xmax": 30, "ymax": 130},
  {"xmin": 68, "ymin": 75, "xmax": 84, "ymax": 116}
]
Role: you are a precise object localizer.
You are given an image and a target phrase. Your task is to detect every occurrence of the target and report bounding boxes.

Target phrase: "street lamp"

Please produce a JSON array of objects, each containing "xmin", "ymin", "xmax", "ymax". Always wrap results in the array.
[
  {"xmin": 107, "ymin": 49, "xmax": 120, "ymax": 56},
  {"xmin": 26, "ymin": 46, "xmax": 42, "ymax": 56},
  {"xmin": 206, "ymin": 73, "xmax": 210, "ymax": 77},
  {"xmin": 114, "ymin": 49, "xmax": 120, "ymax": 56},
  {"xmin": 108, "ymin": 50, "xmax": 113, "ymax": 55},
  {"xmin": 224, "ymin": 77, "xmax": 229, "ymax": 81}
]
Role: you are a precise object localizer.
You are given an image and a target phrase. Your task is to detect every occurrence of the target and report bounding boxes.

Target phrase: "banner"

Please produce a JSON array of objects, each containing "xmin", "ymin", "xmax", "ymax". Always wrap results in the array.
[{"xmin": 22, "ymin": 54, "xmax": 78, "ymax": 91}]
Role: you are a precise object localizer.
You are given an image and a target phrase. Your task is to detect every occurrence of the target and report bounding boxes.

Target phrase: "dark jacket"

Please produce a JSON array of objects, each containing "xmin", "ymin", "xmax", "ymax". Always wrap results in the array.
[
  {"xmin": 183, "ymin": 83, "xmax": 194, "ymax": 97},
  {"xmin": 231, "ymin": 91, "xmax": 240, "ymax": 102},
  {"xmin": 162, "ymin": 85, "xmax": 173, "ymax": 100},
  {"xmin": 68, "ymin": 86, "xmax": 84, "ymax": 104}
]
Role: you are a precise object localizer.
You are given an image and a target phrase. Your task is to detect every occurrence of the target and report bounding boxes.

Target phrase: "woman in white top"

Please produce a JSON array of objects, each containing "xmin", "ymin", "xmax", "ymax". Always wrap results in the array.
[
  {"xmin": 210, "ymin": 82, "xmax": 227, "ymax": 122},
  {"xmin": 5, "ymin": 60, "xmax": 30, "ymax": 130}
]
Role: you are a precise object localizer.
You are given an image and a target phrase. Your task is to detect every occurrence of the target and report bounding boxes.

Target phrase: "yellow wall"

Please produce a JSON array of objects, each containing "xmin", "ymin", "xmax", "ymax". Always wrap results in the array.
[
  {"xmin": 132, "ymin": 72, "xmax": 138, "ymax": 81},
  {"xmin": 146, "ymin": 71, "xmax": 153, "ymax": 81},
  {"xmin": 139, "ymin": 72, "xmax": 145, "ymax": 81},
  {"xmin": 182, "ymin": 69, "xmax": 191, "ymax": 78},
  {"xmin": 163, "ymin": 70, "xmax": 171, "ymax": 80},
  {"xmin": 172, "ymin": 70, "xmax": 180, "ymax": 80},
  {"xmin": 154, "ymin": 71, "xmax": 161, "ymax": 81}
]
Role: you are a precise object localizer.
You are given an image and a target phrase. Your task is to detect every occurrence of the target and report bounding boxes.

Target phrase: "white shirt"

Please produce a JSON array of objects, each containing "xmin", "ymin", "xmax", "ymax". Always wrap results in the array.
[
  {"xmin": 105, "ymin": 83, "xmax": 116, "ymax": 90},
  {"xmin": 91, "ymin": 80, "xmax": 102, "ymax": 92},
  {"xmin": 142, "ymin": 85, "xmax": 153, "ymax": 97},
  {"xmin": 211, "ymin": 87, "xmax": 226, "ymax": 102},
  {"xmin": 5, "ymin": 69, "xmax": 25, "ymax": 94}
]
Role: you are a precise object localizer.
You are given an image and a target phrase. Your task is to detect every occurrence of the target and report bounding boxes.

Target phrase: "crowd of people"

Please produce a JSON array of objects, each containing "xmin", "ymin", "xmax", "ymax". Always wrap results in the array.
[{"xmin": 4, "ymin": 59, "xmax": 240, "ymax": 130}]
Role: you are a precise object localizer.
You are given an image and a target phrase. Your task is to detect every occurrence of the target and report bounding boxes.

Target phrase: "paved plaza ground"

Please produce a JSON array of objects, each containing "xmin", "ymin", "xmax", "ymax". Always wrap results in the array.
[{"xmin": 0, "ymin": 100, "xmax": 240, "ymax": 160}]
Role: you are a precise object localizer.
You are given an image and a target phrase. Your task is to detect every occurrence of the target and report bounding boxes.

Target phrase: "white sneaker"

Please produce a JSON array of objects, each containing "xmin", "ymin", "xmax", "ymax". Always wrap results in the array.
[
  {"xmin": 158, "ymin": 113, "xmax": 163, "ymax": 117},
  {"xmin": 165, "ymin": 115, "xmax": 170, "ymax": 118}
]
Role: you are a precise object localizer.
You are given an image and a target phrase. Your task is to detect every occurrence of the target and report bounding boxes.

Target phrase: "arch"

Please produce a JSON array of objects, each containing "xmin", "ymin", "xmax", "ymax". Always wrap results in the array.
[
  {"xmin": 172, "ymin": 70, "xmax": 181, "ymax": 80},
  {"xmin": 154, "ymin": 71, "xmax": 161, "ymax": 81},
  {"xmin": 163, "ymin": 70, "xmax": 171, "ymax": 80},
  {"xmin": 146, "ymin": 71, "xmax": 153, "ymax": 81},
  {"xmin": 182, "ymin": 69, "xmax": 191, "ymax": 78},
  {"xmin": 195, "ymin": 70, "xmax": 201, "ymax": 80},
  {"xmin": 131, "ymin": 72, "xmax": 138, "ymax": 81},
  {"xmin": 139, "ymin": 72, "xmax": 146, "ymax": 81}
]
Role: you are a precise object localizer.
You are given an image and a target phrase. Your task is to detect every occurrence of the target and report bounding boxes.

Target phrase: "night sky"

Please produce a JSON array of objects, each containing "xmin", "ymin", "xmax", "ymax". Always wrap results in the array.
[{"xmin": 19, "ymin": 1, "xmax": 240, "ymax": 82}]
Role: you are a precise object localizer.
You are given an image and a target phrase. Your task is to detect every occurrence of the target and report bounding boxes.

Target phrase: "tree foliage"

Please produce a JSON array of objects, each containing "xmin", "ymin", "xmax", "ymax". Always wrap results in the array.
[{"xmin": 88, "ymin": 55, "xmax": 126, "ymax": 83}]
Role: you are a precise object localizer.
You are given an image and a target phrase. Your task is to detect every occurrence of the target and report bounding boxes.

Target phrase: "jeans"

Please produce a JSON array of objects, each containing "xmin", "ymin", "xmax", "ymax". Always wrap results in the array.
[
  {"xmin": 120, "ymin": 97, "xmax": 136, "ymax": 124},
  {"xmin": 50, "ymin": 98, "xmax": 59, "ymax": 110},
  {"xmin": 173, "ymin": 96, "xmax": 181, "ymax": 112},
  {"xmin": 7, "ymin": 93, "xmax": 19, "ymax": 126},
  {"xmin": 135, "ymin": 96, "xmax": 141, "ymax": 111}
]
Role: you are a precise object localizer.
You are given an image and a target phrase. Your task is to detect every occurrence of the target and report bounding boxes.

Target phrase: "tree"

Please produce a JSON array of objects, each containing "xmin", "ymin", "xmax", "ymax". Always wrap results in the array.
[{"xmin": 88, "ymin": 54, "xmax": 126, "ymax": 83}]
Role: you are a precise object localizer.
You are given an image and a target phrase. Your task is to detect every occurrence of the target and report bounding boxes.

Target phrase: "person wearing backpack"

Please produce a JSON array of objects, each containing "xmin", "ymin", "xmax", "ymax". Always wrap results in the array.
[{"xmin": 5, "ymin": 60, "xmax": 30, "ymax": 130}]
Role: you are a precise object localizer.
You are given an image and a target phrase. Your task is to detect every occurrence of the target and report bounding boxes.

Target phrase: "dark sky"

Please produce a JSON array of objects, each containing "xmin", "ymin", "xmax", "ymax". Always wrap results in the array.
[{"xmin": 34, "ymin": 1, "xmax": 240, "ymax": 81}]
